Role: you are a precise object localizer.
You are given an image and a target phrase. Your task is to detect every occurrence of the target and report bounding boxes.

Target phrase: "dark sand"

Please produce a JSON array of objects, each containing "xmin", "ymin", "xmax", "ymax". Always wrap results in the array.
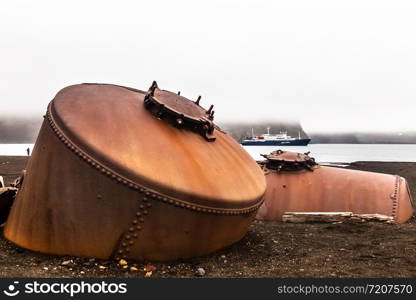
[{"xmin": 0, "ymin": 156, "xmax": 415, "ymax": 278}]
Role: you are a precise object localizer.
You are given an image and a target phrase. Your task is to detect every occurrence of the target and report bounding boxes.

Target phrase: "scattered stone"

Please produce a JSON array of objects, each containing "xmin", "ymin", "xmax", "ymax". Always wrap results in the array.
[
  {"xmin": 145, "ymin": 271, "xmax": 153, "ymax": 277},
  {"xmin": 61, "ymin": 260, "xmax": 73, "ymax": 266},
  {"xmin": 196, "ymin": 267, "xmax": 206, "ymax": 276},
  {"xmin": 43, "ymin": 267, "xmax": 48, "ymax": 271},
  {"xmin": 98, "ymin": 265, "xmax": 107, "ymax": 270},
  {"xmin": 130, "ymin": 266, "xmax": 138, "ymax": 272},
  {"xmin": 119, "ymin": 259, "xmax": 128, "ymax": 266},
  {"xmin": 143, "ymin": 264, "xmax": 156, "ymax": 272}
]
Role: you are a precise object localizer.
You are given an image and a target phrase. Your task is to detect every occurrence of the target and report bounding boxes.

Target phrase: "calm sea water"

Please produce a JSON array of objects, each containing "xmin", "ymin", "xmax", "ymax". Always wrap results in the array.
[{"xmin": 1, "ymin": 143, "xmax": 416, "ymax": 163}]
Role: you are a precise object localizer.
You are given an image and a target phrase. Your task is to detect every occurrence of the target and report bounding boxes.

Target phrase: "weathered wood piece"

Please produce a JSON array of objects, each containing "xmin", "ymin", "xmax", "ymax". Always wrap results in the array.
[
  {"xmin": 282, "ymin": 212, "xmax": 394, "ymax": 224},
  {"xmin": 0, "ymin": 187, "xmax": 18, "ymax": 225}
]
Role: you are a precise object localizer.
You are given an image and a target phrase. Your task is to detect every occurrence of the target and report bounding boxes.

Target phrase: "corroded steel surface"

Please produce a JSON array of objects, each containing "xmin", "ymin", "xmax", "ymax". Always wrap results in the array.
[
  {"xmin": 257, "ymin": 151, "xmax": 414, "ymax": 224},
  {"xmin": 5, "ymin": 83, "xmax": 266, "ymax": 261}
]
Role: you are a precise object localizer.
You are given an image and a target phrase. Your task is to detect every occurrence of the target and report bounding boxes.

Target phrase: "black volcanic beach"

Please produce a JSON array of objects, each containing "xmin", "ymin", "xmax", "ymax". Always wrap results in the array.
[{"xmin": 0, "ymin": 156, "xmax": 415, "ymax": 278}]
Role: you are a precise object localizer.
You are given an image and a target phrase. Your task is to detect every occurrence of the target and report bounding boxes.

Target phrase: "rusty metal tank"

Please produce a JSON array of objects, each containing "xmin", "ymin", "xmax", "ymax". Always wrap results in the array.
[
  {"xmin": 4, "ymin": 82, "xmax": 266, "ymax": 261},
  {"xmin": 256, "ymin": 150, "xmax": 414, "ymax": 223}
]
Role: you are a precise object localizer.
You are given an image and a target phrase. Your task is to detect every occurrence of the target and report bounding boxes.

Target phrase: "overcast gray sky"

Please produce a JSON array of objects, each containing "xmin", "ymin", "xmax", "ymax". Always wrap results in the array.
[{"xmin": 1, "ymin": 0, "xmax": 415, "ymax": 133}]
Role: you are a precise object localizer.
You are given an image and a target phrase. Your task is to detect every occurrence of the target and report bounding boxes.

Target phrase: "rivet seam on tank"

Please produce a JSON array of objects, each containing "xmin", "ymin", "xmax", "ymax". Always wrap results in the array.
[
  {"xmin": 391, "ymin": 175, "xmax": 400, "ymax": 219},
  {"xmin": 114, "ymin": 195, "xmax": 152, "ymax": 260},
  {"xmin": 46, "ymin": 106, "xmax": 263, "ymax": 215}
]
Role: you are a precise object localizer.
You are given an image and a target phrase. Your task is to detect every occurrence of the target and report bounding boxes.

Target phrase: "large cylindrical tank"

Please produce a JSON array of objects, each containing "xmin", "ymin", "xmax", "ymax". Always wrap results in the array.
[
  {"xmin": 256, "ymin": 150, "xmax": 414, "ymax": 223},
  {"xmin": 4, "ymin": 82, "xmax": 266, "ymax": 261}
]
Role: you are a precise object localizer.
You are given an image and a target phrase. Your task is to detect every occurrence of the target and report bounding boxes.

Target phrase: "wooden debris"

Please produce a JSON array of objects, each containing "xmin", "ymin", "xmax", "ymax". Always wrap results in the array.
[
  {"xmin": 282, "ymin": 212, "xmax": 353, "ymax": 223},
  {"xmin": 282, "ymin": 212, "xmax": 394, "ymax": 224},
  {"xmin": 350, "ymin": 214, "xmax": 394, "ymax": 222},
  {"xmin": 0, "ymin": 187, "xmax": 18, "ymax": 225},
  {"xmin": 0, "ymin": 187, "xmax": 18, "ymax": 195}
]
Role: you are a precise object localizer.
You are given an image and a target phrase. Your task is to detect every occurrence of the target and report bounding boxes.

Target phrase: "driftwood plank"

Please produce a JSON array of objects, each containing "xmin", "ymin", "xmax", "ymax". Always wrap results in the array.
[{"xmin": 282, "ymin": 212, "xmax": 394, "ymax": 224}]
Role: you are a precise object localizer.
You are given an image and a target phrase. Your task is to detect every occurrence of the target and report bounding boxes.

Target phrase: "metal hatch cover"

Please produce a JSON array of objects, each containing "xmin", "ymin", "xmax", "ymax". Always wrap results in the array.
[
  {"xmin": 144, "ymin": 81, "xmax": 216, "ymax": 141},
  {"xmin": 260, "ymin": 150, "xmax": 318, "ymax": 172}
]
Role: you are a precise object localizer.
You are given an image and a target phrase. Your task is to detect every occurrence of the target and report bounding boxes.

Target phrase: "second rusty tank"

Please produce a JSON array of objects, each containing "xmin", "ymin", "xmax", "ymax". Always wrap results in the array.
[
  {"xmin": 256, "ymin": 150, "xmax": 414, "ymax": 223},
  {"xmin": 4, "ymin": 82, "xmax": 266, "ymax": 261}
]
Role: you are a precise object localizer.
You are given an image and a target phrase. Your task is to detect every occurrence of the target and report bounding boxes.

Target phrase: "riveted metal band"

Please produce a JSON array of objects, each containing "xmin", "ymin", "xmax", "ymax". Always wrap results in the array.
[
  {"xmin": 391, "ymin": 175, "xmax": 400, "ymax": 219},
  {"xmin": 114, "ymin": 195, "xmax": 153, "ymax": 260},
  {"xmin": 45, "ymin": 104, "xmax": 263, "ymax": 215}
]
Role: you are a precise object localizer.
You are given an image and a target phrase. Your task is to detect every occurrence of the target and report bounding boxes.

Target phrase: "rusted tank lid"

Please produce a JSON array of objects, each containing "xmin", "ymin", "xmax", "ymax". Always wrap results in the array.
[
  {"xmin": 48, "ymin": 83, "xmax": 266, "ymax": 212},
  {"xmin": 143, "ymin": 81, "xmax": 216, "ymax": 141},
  {"xmin": 261, "ymin": 150, "xmax": 317, "ymax": 172}
]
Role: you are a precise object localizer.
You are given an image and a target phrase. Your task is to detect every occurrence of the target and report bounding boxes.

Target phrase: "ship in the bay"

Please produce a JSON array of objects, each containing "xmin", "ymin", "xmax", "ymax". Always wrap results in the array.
[{"xmin": 241, "ymin": 127, "xmax": 311, "ymax": 146}]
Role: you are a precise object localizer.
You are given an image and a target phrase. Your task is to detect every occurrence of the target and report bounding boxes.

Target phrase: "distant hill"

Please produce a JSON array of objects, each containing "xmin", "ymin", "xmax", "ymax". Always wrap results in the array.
[
  {"xmin": 0, "ymin": 116, "xmax": 42, "ymax": 143},
  {"xmin": 309, "ymin": 132, "xmax": 416, "ymax": 144},
  {"xmin": 221, "ymin": 123, "xmax": 416, "ymax": 144},
  {"xmin": 0, "ymin": 117, "xmax": 309, "ymax": 144},
  {"xmin": 1, "ymin": 116, "xmax": 416, "ymax": 144}
]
